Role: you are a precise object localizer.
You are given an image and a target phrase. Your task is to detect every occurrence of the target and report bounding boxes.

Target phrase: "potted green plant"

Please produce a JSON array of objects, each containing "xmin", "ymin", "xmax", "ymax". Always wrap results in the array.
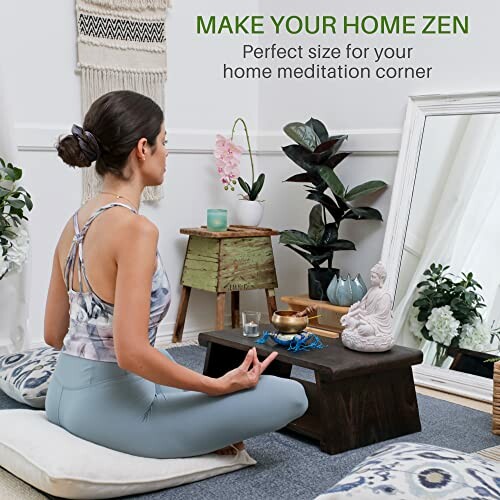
[
  {"xmin": 0, "ymin": 158, "xmax": 33, "ymax": 280},
  {"xmin": 408, "ymin": 263, "xmax": 493, "ymax": 367},
  {"xmin": 279, "ymin": 118, "xmax": 387, "ymax": 300}
]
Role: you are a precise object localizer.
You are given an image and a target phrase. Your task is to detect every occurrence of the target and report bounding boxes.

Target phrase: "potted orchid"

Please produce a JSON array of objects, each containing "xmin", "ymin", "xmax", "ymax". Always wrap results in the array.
[
  {"xmin": 0, "ymin": 158, "xmax": 32, "ymax": 280},
  {"xmin": 214, "ymin": 118, "xmax": 265, "ymax": 226}
]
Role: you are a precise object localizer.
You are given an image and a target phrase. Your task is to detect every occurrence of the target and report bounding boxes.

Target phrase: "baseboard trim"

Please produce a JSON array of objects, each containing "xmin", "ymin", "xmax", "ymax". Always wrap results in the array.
[{"xmin": 413, "ymin": 364, "xmax": 493, "ymax": 403}]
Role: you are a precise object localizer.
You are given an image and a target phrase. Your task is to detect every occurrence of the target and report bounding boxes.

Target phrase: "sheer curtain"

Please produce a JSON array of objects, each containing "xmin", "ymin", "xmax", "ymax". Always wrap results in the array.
[
  {"xmin": 394, "ymin": 114, "xmax": 500, "ymax": 349},
  {"xmin": 0, "ymin": 64, "xmax": 30, "ymax": 354}
]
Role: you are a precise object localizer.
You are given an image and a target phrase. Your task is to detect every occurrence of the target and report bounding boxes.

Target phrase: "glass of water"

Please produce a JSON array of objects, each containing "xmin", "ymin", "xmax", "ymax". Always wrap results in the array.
[{"xmin": 242, "ymin": 311, "xmax": 261, "ymax": 337}]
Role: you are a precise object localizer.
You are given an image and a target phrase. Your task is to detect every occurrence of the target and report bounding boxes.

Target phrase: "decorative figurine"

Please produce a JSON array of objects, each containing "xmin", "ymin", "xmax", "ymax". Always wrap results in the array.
[{"xmin": 340, "ymin": 262, "xmax": 394, "ymax": 352}]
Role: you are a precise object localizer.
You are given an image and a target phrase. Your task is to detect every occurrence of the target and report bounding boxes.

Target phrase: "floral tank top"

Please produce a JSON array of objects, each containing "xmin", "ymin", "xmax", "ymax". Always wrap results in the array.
[{"xmin": 61, "ymin": 202, "xmax": 171, "ymax": 362}]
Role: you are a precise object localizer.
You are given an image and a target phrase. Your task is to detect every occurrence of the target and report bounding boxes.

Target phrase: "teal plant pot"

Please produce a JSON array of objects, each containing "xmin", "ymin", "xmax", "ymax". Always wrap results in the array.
[
  {"xmin": 327, "ymin": 274, "xmax": 364, "ymax": 307},
  {"xmin": 351, "ymin": 274, "xmax": 368, "ymax": 303},
  {"xmin": 335, "ymin": 275, "xmax": 353, "ymax": 306},
  {"xmin": 326, "ymin": 275, "xmax": 338, "ymax": 305},
  {"xmin": 327, "ymin": 273, "xmax": 368, "ymax": 306}
]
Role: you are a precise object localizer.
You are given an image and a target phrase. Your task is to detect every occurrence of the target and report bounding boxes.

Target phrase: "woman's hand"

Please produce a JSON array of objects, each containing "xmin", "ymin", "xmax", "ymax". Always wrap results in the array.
[{"xmin": 214, "ymin": 347, "xmax": 278, "ymax": 396}]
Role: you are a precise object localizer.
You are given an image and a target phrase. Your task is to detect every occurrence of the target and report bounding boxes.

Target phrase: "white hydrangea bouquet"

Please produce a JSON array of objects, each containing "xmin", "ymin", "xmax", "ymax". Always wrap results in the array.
[
  {"xmin": 0, "ymin": 158, "xmax": 33, "ymax": 280},
  {"xmin": 408, "ymin": 263, "xmax": 493, "ymax": 367}
]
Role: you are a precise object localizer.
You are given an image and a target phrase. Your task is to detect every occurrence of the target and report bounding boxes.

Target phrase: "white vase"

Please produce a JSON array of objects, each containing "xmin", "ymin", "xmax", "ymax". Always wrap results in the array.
[{"xmin": 236, "ymin": 200, "xmax": 264, "ymax": 227}]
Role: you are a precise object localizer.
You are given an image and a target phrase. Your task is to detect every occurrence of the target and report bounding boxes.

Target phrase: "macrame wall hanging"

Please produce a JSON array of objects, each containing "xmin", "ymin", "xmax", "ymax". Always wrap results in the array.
[{"xmin": 75, "ymin": 0, "xmax": 171, "ymax": 203}]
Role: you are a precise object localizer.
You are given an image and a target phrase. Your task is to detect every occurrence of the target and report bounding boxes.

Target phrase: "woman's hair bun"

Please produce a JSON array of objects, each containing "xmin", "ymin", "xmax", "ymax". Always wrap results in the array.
[
  {"xmin": 56, "ymin": 134, "xmax": 92, "ymax": 168},
  {"xmin": 57, "ymin": 91, "xmax": 163, "ymax": 178}
]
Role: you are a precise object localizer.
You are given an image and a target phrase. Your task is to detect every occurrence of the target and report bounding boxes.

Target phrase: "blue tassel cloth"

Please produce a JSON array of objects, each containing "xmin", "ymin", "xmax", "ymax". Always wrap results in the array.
[{"xmin": 255, "ymin": 331, "xmax": 326, "ymax": 352}]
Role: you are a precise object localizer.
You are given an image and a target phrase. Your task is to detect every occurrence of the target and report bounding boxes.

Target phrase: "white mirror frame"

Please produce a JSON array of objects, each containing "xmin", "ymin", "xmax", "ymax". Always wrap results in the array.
[{"xmin": 381, "ymin": 91, "xmax": 500, "ymax": 403}]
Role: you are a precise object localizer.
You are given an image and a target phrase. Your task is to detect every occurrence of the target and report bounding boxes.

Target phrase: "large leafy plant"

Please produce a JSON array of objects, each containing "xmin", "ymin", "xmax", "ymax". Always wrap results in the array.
[
  {"xmin": 0, "ymin": 158, "xmax": 33, "ymax": 259},
  {"xmin": 279, "ymin": 118, "xmax": 387, "ymax": 269}
]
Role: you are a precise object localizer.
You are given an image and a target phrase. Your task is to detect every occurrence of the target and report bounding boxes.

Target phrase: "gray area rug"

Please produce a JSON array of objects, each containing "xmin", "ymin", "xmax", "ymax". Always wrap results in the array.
[{"xmin": 1, "ymin": 345, "xmax": 499, "ymax": 500}]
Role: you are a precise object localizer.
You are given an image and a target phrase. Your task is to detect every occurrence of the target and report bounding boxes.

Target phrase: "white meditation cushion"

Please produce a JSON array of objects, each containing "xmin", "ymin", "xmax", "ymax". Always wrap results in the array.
[{"xmin": 0, "ymin": 410, "xmax": 256, "ymax": 499}]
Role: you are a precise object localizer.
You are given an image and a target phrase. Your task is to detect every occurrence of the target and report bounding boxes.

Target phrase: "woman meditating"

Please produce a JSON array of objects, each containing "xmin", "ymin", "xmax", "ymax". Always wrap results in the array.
[{"xmin": 44, "ymin": 90, "xmax": 308, "ymax": 459}]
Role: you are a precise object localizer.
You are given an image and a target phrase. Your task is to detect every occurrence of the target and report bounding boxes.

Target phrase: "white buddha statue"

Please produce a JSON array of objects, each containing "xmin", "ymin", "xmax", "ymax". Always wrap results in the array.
[{"xmin": 340, "ymin": 262, "xmax": 394, "ymax": 352}]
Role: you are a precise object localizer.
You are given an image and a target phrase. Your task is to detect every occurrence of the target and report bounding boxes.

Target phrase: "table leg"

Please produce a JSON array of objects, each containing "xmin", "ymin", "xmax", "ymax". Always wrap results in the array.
[
  {"xmin": 315, "ymin": 366, "xmax": 421, "ymax": 454},
  {"xmin": 231, "ymin": 291, "xmax": 240, "ymax": 328},
  {"xmin": 265, "ymin": 289, "xmax": 277, "ymax": 320},
  {"xmin": 172, "ymin": 286, "xmax": 191, "ymax": 343},
  {"xmin": 216, "ymin": 292, "xmax": 226, "ymax": 330}
]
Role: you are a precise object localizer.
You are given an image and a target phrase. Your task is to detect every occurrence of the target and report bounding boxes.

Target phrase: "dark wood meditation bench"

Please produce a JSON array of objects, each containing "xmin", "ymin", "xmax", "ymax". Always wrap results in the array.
[{"xmin": 199, "ymin": 328, "xmax": 423, "ymax": 455}]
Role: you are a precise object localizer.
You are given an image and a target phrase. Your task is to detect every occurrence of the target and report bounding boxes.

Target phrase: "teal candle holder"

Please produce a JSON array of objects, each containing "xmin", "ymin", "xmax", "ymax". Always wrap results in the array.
[{"xmin": 207, "ymin": 209, "xmax": 228, "ymax": 232}]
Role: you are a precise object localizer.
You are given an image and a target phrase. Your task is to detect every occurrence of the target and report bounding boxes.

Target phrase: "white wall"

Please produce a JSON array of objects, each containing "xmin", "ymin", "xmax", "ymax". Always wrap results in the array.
[{"xmin": 1, "ymin": 0, "xmax": 500, "ymax": 346}]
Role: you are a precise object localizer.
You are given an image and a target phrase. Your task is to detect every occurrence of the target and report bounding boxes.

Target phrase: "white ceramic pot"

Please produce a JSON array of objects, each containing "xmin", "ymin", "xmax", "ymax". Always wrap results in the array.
[{"xmin": 236, "ymin": 200, "xmax": 264, "ymax": 227}]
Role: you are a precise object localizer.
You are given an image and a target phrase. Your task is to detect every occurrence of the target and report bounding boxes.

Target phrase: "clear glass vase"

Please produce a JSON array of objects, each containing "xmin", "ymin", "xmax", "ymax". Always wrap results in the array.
[
  {"xmin": 420, "ymin": 339, "xmax": 453, "ymax": 368},
  {"xmin": 432, "ymin": 343, "xmax": 450, "ymax": 367}
]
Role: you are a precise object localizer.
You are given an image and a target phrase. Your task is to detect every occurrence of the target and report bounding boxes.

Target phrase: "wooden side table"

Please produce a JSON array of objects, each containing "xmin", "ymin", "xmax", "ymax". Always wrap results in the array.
[
  {"xmin": 173, "ymin": 225, "xmax": 280, "ymax": 342},
  {"xmin": 281, "ymin": 294, "xmax": 350, "ymax": 339}
]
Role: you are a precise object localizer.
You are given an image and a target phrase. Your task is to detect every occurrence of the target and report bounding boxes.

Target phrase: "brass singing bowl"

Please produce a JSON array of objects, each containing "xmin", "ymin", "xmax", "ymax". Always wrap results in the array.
[{"xmin": 271, "ymin": 310, "xmax": 308, "ymax": 334}]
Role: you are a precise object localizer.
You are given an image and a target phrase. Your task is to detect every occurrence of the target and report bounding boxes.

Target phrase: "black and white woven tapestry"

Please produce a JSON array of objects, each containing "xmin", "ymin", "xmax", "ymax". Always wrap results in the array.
[{"xmin": 76, "ymin": 0, "xmax": 171, "ymax": 203}]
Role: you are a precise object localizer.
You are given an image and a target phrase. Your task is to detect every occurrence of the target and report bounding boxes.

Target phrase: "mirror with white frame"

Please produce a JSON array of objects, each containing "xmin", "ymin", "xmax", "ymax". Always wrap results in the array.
[{"xmin": 382, "ymin": 92, "xmax": 500, "ymax": 402}]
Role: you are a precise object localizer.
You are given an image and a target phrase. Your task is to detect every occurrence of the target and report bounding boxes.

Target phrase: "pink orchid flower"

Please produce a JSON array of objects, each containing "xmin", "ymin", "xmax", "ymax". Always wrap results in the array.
[
  {"xmin": 214, "ymin": 134, "xmax": 244, "ymax": 190},
  {"xmin": 213, "ymin": 118, "xmax": 262, "ymax": 199}
]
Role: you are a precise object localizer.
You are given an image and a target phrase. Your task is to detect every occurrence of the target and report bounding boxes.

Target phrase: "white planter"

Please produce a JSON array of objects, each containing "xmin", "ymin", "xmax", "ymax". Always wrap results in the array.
[{"xmin": 236, "ymin": 200, "xmax": 264, "ymax": 227}]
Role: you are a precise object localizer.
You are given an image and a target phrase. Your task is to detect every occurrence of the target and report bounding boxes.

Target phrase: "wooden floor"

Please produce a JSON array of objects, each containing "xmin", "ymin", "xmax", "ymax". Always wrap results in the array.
[{"xmin": 416, "ymin": 385, "xmax": 492, "ymax": 413}]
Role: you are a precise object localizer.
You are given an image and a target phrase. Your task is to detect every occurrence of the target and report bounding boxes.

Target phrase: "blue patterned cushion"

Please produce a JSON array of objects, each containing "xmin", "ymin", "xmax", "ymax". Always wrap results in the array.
[
  {"xmin": 0, "ymin": 347, "xmax": 59, "ymax": 408},
  {"xmin": 316, "ymin": 442, "xmax": 500, "ymax": 499}
]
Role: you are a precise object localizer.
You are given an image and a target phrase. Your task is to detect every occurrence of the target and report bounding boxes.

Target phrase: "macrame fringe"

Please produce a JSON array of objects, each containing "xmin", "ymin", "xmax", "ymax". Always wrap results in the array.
[
  {"xmin": 77, "ymin": 36, "xmax": 166, "ymax": 53},
  {"xmin": 81, "ymin": 66, "xmax": 165, "ymax": 204},
  {"xmin": 78, "ymin": 63, "xmax": 167, "ymax": 75},
  {"xmin": 82, "ymin": 0, "xmax": 171, "ymax": 11}
]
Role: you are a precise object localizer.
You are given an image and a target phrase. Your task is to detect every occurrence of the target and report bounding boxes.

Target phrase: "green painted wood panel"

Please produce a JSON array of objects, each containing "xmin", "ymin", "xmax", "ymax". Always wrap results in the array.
[
  {"xmin": 218, "ymin": 237, "xmax": 278, "ymax": 292},
  {"xmin": 181, "ymin": 236, "xmax": 219, "ymax": 292}
]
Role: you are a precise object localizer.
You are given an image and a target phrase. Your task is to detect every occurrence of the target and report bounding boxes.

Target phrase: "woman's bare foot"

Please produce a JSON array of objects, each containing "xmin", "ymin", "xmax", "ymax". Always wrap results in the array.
[{"xmin": 214, "ymin": 441, "xmax": 245, "ymax": 455}]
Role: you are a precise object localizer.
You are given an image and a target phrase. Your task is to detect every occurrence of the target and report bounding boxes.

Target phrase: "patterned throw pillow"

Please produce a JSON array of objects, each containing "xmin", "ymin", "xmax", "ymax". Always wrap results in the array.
[
  {"xmin": 0, "ymin": 347, "xmax": 59, "ymax": 408},
  {"xmin": 316, "ymin": 442, "xmax": 500, "ymax": 499}
]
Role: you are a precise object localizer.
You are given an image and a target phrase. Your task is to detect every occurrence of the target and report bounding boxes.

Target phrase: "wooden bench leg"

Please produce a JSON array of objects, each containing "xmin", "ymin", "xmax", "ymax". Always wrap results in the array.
[
  {"xmin": 231, "ymin": 291, "xmax": 240, "ymax": 328},
  {"xmin": 265, "ymin": 288, "xmax": 277, "ymax": 321},
  {"xmin": 216, "ymin": 292, "xmax": 226, "ymax": 330},
  {"xmin": 173, "ymin": 286, "xmax": 191, "ymax": 343},
  {"xmin": 315, "ymin": 367, "xmax": 421, "ymax": 454}
]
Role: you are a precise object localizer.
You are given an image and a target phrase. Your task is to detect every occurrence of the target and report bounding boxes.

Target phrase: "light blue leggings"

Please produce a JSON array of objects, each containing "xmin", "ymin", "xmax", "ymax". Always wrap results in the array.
[{"xmin": 45, "ymin": 349, "xmax": 308, "ymax": 458}]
